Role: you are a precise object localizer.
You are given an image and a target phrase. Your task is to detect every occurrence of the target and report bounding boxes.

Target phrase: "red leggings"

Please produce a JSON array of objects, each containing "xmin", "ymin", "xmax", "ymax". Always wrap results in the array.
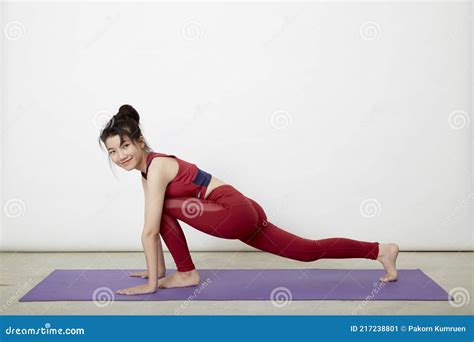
[{"xmin": 160, "ymin": 184, "xmax": 379, "ymax": 272}]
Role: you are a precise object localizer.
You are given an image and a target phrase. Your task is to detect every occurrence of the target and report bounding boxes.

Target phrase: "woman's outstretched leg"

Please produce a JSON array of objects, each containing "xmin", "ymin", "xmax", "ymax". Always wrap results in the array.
[
  {"xmin": 155, "ymin": 185, "xmax": 399, "ymax": 288},
  {"xmin": 242, "ymin": 197, "xmax": 399, "ymax": 282}
]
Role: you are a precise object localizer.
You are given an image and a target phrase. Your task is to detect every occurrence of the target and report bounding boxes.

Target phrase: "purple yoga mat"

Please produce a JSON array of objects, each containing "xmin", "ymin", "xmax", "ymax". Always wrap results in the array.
[{"xmin": 19, "ymin": 268, "xmax": 451, "ymax": 302}]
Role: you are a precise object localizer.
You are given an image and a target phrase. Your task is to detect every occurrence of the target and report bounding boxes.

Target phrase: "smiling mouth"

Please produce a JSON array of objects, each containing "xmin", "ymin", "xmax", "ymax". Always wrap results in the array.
[{"xmin": 121, "ymin": 158, "xmax": 132, "ymax": 165}]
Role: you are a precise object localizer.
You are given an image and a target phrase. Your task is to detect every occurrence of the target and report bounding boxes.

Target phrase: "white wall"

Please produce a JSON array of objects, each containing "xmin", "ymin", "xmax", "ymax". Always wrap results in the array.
[{"xmin": 1, "ymin": 1, "xmax": 472, "ymax": 252}]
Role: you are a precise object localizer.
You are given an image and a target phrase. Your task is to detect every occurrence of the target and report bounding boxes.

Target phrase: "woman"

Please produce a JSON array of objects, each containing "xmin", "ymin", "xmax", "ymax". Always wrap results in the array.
[{"xmin": 98, "ymin": 104, "xmax": 399, "ymax": 296}]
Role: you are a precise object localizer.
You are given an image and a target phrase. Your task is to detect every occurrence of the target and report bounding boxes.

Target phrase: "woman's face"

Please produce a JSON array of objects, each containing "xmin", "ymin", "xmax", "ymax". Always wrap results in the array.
[{"xmin": 105, "ymin": 135, "xmax": 144, "ymax": 170}]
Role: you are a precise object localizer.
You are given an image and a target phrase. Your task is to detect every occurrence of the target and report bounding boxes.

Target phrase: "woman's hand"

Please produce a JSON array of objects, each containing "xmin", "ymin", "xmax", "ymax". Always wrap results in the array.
[
  {"xmin": 129, "ymin": 270, "xmax": 166, "ymax": 279},
  {"xmin": 116, "ymin": 283, "xmax": 157, "ymax": 296},
  {"xmin": 129, "ymin": 271, "xmax": 149, "ymax": 278}
]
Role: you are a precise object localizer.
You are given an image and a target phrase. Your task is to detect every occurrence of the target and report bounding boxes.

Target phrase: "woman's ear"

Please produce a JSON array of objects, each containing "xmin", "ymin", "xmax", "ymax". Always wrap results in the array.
[{"xmin": 138, "ymin": 136, "xmax": 145, "ymax": 149}]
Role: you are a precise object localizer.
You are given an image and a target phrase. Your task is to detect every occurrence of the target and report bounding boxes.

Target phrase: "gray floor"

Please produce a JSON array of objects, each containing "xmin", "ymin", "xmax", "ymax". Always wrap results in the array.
[{"xmin": 0, "ymin": 251, "xmax": 472, "ymax": 315}]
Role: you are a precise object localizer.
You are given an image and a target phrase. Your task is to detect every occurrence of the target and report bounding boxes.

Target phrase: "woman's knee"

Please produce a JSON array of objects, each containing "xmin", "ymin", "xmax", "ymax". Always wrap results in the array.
[
  {"xmin": 245, "ymin": 197, "xmax": 268, "ymax": 227},
  {"xmin": 159, "ymin": 213, "xmax": 179, "ymax": 237},
  {"xmin": 217, "ymin": 204, "xmax": 259, "ymax": 239},
  {"xmin": 222, "ymin": 198, "xmax": 269, "ymax": 240}
]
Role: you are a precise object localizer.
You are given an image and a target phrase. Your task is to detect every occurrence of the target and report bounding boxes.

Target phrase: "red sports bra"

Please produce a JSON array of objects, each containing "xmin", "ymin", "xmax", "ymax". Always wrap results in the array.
[{"xmin": 141, "ymin": 152, "xmax": 212, "ymax": 200}]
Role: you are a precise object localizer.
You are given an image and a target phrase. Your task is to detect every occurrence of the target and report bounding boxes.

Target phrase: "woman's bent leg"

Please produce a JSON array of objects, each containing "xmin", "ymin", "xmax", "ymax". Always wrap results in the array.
[
  {"xmin": 159, "ymin": 213, "xmax": 196, "ymax": 272},
  {"xmin": 160, "ymin": 186, "xmax": 259, "ymax": 273}
]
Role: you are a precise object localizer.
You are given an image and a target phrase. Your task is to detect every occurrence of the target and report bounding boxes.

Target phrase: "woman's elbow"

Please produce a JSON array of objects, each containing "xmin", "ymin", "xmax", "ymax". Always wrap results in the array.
[{"xmin": 142, "ymin": 228, "xmax": 160, "ymax": 239}]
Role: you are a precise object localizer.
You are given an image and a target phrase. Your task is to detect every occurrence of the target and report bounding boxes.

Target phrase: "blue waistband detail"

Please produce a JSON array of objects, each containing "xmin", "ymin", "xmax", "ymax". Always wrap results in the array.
[{"xmin": 193, "ymin": 168, "xmax": 212, "ymax": 187}]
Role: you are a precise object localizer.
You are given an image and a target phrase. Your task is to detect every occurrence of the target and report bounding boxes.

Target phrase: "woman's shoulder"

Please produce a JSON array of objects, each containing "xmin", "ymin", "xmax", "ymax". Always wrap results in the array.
[{"xmin": 146, "ymin": 153, "xmax": 180, "ymax": 183}]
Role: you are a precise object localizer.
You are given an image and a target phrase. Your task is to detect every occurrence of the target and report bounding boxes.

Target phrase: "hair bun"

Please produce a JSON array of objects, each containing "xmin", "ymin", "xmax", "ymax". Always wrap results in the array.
[{"xmin": 117, "ymin": 104, "xmax": 140, "ymax": 123}]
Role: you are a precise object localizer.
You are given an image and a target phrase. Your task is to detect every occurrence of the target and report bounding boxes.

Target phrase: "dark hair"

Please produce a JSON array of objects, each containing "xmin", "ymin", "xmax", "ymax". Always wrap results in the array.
[{"xmin": 98, "ymin": 105, "xmax": 153, "ymax": 172}]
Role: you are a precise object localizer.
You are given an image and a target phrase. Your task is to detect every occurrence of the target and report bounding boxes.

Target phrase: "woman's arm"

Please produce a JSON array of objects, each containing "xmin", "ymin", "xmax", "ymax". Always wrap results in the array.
[
  {"xmin": 157, "ymin": 237, "xmax": 166, "ymax": 277},
  {"xmin": 141, "ymin": 159, "xmax": 169, "ymax": 289},
  {"xmin": 140, "ymin": 177, "xmax": 166, "ymax": 278}
]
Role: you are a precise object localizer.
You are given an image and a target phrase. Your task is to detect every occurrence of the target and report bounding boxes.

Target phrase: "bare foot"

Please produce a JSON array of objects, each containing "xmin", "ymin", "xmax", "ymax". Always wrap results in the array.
[
  {"xmin": 376, "ymin": 243, "xmax": 399, "ymax": 282},
  {"xmin": 158, "ymin": 269, "xmax": 200, "ymax": 288}
]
